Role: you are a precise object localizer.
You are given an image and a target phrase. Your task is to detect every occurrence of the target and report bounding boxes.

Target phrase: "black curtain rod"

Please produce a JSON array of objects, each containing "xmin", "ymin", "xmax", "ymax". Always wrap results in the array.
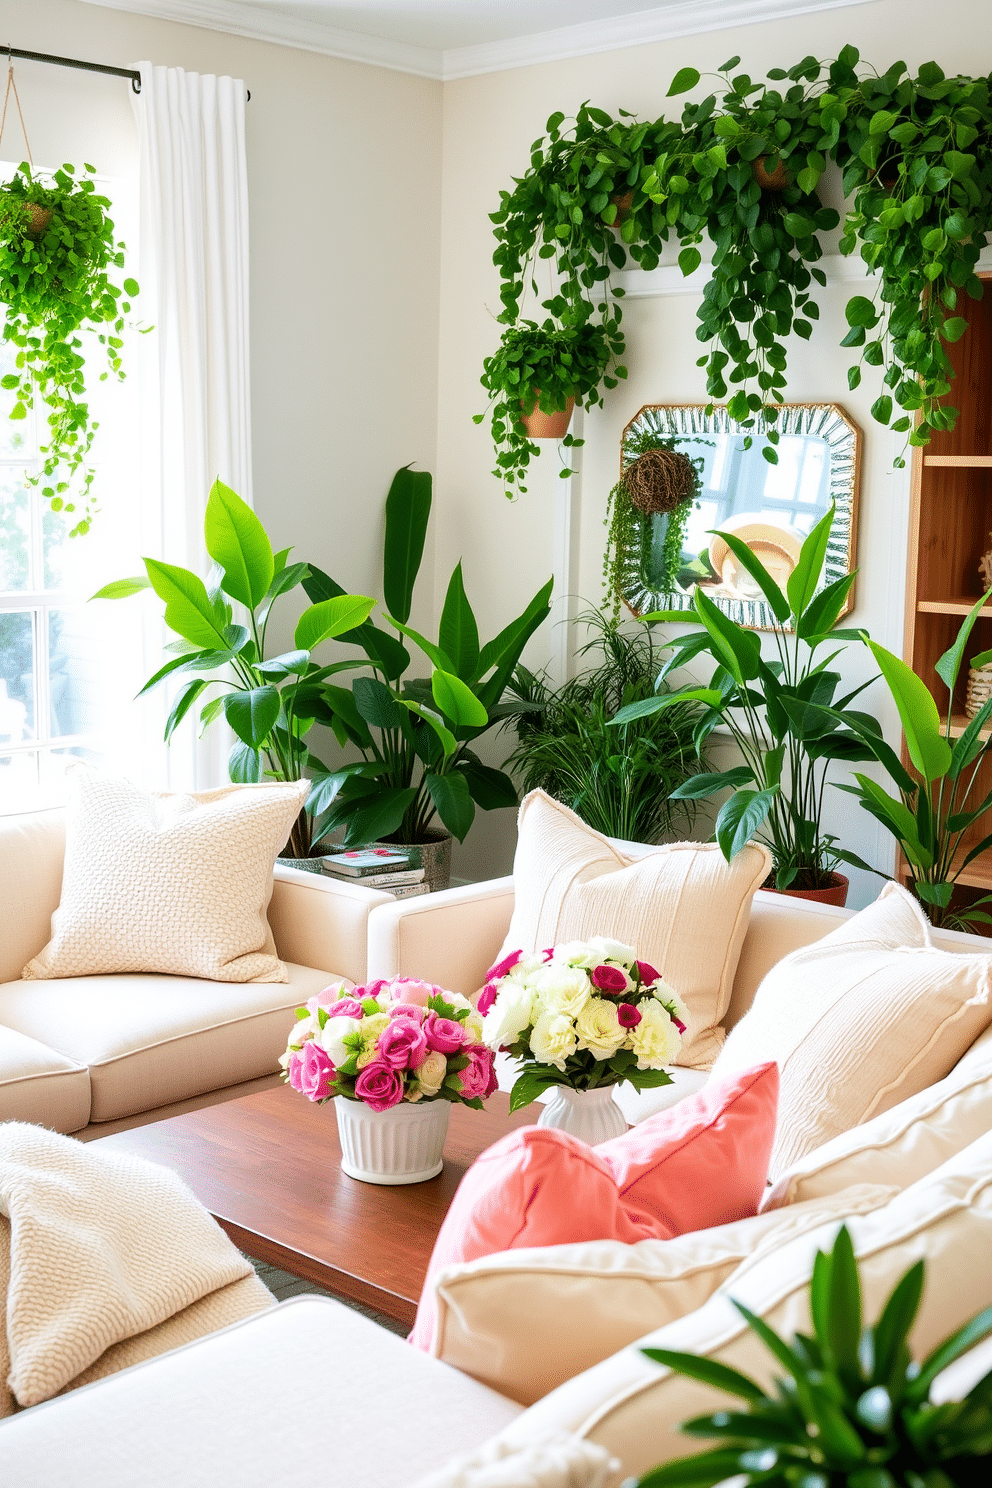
[{"xmin": 6, "ymin": 45, "xmax": 143, "ymax": 92}]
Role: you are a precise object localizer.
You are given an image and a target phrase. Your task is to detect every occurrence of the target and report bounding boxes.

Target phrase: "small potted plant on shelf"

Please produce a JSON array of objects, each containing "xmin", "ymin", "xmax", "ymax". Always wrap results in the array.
[
  {"xmin": 831, "ymin": 595, "xmax": 992, "ymax": 931},
  {"xmin": 612, "ymin": 505, "xmax": 882, "ymax": 902},
  {"xmin": 476, "ymin": 318, "xmax": 622, "ymax": 496},
  {"xmin": 632, "ymin": 1224, "xmax": 992, "ymax": 1488},
  {"xmin": 480, "ymin": 937, "xmax": 687, "ymax": 1142},
  {"xmin": 503, "ymin": 608, "xmax": 704, "ymax": 844},
  {"xmin": 300, "ymin": 466, "xmax": 552, "ymax": 889},
  {"xmin": 281, "ymin": 975, "xmax": 497, "ymax": 1185},
  {"xmin": 93, "ymin": 479, "xmax": 375, "ymax": 862},
  {"xmin": 0, "ymin": 162, "xmax": 141, "ymax": 535}
]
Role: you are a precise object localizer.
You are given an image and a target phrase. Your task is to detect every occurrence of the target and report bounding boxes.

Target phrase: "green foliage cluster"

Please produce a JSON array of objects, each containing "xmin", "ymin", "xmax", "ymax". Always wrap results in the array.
[
  {"xmin": 94, "ymin": 479, "xmax": 376, "ymax": 858},
  {"xmin": 486, "ymin": 48, "xmax": 992, "ymax": 473},
  {"xmin": 97, "ymin": 469, "xmax": 553, "ymax": 855},
  {"xmin": 504, "ymin": 609, "xmax": 703, "ymax": 845},
  {"xmin": 834, "ymin": 596, "xmax": 992, "ymax": 931},
  {"xmin": 612, "ymin": 505, "xmax": 884, "ymax": 891},
  {"xmin": 0, "ymin": 163, "xmax": 140, "ymax": 536},
  {"xmin": 475, "ymin": 318, "xmax": 619, "ymax": 495},
  {"xmin": 636, "ymin": 1224, "xmax": 992, "ymax": 1488},
  {"xmin": 299, "ymin": 467, "xmax": 553, "ymax": 847},
  {"xmin": 603, "ymin": 429, "xmax": 706, "ymax": 616}
]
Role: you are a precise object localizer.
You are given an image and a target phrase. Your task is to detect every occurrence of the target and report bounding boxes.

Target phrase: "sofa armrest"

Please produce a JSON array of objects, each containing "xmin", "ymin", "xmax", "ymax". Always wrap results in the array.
[
  {"xmin": 366, "ymin": 877, "xmax": 515, "ymax": 995},
  {"xmin": 269, "ymin": 867, "xmax": 393, "ymax": 985}
]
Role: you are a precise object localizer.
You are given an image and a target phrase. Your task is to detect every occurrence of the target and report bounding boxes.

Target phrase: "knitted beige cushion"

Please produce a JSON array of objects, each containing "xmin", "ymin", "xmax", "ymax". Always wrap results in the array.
[
  {"xmin": 23, "ymin": 770, "xmax": 308, "ymax": 985},
  {"xmin": 764, "ymin": 1022, "xmax": 992, "ymax": 1209},
  {"xmin": 496, "ymin": 791, "xmax": 771, "ymax": 1068},
  {"xmin": 711, "ymin": 882, "xmax": 992, "ymax": 1177}
]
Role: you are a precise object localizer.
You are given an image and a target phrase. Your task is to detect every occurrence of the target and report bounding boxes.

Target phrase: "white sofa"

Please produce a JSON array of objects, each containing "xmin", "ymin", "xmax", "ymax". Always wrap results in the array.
[
  {"xmin": 2, "ymin": 864, "xmax": 991, "ymax": 1486},
  {"xmin": 0, "ymin": 809, "xmax": 391, "ymax": 1137}
]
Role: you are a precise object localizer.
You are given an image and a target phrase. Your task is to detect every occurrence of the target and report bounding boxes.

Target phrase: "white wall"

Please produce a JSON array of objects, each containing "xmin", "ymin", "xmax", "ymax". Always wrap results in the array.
[
  {"xmin": 435, "ymin": 0, "xmax": 992, "ymax": 894},
  {"xmin": 0, "ymin": 0, "xmax": 443, "ymax": 626}
]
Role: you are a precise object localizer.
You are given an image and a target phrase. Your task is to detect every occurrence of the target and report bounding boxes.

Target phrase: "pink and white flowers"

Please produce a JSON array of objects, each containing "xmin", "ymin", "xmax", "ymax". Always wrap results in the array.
[
  {"xmin": 281, "ymin": 977, "xmax": 497, "ymax": 1112},
  {"xmin": 480, "ymin": 937, "xmax": 689, "ymax": 1111}
]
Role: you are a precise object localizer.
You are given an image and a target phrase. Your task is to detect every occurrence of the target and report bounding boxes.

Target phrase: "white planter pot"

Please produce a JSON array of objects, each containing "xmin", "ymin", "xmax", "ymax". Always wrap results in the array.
[
  {"xmin": 335, "ymin": 1096, "xmax": 451, "ymax": 1184},
  {"xmin": 538, "ymin": 1085, "xmax": 627, "ymax": 1145}
]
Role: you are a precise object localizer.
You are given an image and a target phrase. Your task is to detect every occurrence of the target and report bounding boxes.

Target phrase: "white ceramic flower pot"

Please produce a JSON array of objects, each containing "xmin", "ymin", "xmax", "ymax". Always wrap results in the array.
[
  {"xmin": 335, "ymin": 1096, "xmax": 451, "ymax": 1184},
  {"xmin": 537, "ymin": 1085, "xmax": 627, "ymax": 1145}
]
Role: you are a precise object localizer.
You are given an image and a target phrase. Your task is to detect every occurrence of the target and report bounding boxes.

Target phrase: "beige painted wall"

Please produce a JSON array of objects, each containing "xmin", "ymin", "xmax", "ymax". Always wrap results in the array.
[
  {"xmin": 436, "ymin": 0, "xmax": 992, "ymax": 893},
  {"xmin": 0, "ymin": 0, "xmax": 442, "ymax": 624}
]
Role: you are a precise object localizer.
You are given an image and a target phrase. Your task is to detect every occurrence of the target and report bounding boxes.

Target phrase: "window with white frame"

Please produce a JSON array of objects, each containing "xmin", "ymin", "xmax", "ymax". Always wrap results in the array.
[{"xmin": 0, "ymin": 167, "xmax": 151, "ymax": 815}]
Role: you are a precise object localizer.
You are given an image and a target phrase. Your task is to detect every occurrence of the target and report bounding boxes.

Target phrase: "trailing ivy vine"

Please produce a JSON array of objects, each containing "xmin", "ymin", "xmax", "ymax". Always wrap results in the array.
[
  {"xmin": 0, "ymin": 163, "xmax": 139, "ymax": 536},
  {"xmin": 603, "ymin": 430, "xmax": 705, "ymax": 617},
  {"xmin": 484, "ymin": 46, "xmax": 992, "ymax": 485}
]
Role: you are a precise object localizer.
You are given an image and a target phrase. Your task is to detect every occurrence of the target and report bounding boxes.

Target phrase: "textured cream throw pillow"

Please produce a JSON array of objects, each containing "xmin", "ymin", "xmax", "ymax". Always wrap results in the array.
[
  {"xmin": 711, "ymin": 882, "xmax": 992, "ymax": 1177},
  {"xmin": 23, "ymin": 770, "xmax": 309, "ymax": 984},
  {"xmin": 495, "ymin": 791, "xmax": 771, "ymax": 1068}
]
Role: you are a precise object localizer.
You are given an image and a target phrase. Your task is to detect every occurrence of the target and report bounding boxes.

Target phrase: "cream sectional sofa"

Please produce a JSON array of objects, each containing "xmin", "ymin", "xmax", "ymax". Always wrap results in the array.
[
  {"xmin": 0, "ymin": 809, "xmax": 391, "ymax": 1137},
  {"xmin": 2, "ymin": 865, "xmax": 991, "ymax": 1486}
]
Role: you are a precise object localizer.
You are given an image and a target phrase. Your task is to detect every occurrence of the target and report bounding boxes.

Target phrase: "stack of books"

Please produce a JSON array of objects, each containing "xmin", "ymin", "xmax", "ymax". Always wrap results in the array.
[{"xmin": 319, "ymin": 847, "xmax": 428, "ymax": 899}]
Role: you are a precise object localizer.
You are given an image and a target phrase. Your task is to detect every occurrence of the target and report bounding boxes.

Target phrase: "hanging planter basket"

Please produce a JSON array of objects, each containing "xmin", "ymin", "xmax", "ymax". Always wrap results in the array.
[
  {"xmin": 752, "ymin": 154, "xmax": 792, "ymax": 191},
  {"xmin": 622, "ymin": 447, "xmax": 697, "ymax": 515},
  {"xmin": 520, "ymin": 392, "xmax": 576, "ymax": 440},
  {"xmin": 23, "ymin": 202, "xmax": 53, "ymax": 236}
]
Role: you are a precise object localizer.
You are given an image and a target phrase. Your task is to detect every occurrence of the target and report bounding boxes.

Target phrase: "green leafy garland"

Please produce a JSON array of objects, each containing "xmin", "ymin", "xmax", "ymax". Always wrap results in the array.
[
  {"xmin": 486, "ymin": 48, "xmax": 992, "ymax": 476},
  {"xmin": 603, "ymin": 431, "xmax": 706, "ymax": 617},
  {"xmin": 0, "ymin": 163, "xmax": 139, "ymax": 536}
]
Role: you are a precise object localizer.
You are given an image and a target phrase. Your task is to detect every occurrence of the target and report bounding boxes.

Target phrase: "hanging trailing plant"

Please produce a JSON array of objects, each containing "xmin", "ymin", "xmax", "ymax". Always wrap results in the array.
[
  {"xmin": 484, "ymin": 48, "xmax": 992, "ymax": 477},
  {"xmin": 0, "ymin": 162, "xmax": 139, "ymax": 536},
  {"xmin": 475, "ymin": 318, "xmax": 618, "ymax": 495},
  {"xmin": 603, "ymin": 429, "xmax": 705, "ymax": 617}
]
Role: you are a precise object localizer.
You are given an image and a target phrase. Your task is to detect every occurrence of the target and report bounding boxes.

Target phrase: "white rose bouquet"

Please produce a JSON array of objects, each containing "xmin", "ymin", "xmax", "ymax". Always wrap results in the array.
[{"xmin": 479, "ymin": 937, "xmax": 689, "ymax": 1112}]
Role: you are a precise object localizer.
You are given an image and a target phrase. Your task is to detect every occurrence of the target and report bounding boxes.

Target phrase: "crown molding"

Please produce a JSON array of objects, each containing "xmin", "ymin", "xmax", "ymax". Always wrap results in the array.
[{"xmin": 79, "ymin": 0, "xmax": 881, "ymax": 82}]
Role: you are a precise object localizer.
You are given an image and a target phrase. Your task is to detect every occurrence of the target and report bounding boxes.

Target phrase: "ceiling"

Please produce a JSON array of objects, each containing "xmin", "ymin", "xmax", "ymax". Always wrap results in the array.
[{"xmin": 80, "ymin": 0, "xmax": 879, "ymax": 79}]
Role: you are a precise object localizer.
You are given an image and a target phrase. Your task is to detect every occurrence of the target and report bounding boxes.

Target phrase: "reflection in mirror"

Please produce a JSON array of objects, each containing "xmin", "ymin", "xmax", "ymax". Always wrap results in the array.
[{"xmin": 609, "ymin": 404, "xmax": 861, "ymax": 631}]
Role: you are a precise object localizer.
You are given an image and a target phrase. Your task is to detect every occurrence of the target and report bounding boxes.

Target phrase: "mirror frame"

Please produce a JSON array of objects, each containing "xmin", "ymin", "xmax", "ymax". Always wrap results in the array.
[{"xmin": 615, "ymin": 403, "xmax": 862, "ymax": 632}]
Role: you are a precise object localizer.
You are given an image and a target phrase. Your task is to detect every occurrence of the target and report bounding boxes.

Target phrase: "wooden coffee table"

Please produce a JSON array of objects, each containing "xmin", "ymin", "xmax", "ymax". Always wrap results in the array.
[{"xmin": 91, "ymin": 1085, "xmax": 533, "ymax": 1329}]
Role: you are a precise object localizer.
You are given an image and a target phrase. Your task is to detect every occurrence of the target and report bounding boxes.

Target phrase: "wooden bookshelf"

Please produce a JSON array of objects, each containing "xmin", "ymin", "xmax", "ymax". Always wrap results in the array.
[{"xmin": 903, "ymin": 273, "xmax": 992, "ymax": 930}]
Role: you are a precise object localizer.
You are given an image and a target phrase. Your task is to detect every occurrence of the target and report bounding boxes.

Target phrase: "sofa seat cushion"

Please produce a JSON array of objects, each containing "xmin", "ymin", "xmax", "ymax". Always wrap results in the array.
[
  {"xmin": 0, "ymin": 1027, "xmax": 90, "ymax": 1133},
  {"xmin": 0, "ymin": 963, "xmax": 341, "ymax": 1123},
  {"xmin": 0, "ymin": 1296, "xmax": 523, "ymax": 1488}
]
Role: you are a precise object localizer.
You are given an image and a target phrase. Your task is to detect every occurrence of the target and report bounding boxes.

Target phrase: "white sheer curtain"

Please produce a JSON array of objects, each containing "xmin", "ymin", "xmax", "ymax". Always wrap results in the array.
[{"xmin": 134, "ymin": 65, "xmax": 251, "ymax": 790}]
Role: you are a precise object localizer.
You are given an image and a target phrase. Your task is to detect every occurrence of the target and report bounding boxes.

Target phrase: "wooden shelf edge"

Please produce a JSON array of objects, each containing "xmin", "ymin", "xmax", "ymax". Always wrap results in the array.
[
  {"xmin": 943, "ymin": 713, "xmax": 992, "ymax": 741},
  {"xmin": 918, "ymin": 598, "xmax": 992, "ymax": 616},
  {"xmin": 923, "ymin": 455, "xmax": 992, "ymax": 467}
]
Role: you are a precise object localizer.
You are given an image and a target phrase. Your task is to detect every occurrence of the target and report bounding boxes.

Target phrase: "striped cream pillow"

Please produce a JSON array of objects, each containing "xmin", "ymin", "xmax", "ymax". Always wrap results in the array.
[
  {"xmin": 495, "ymin": 791, "xmax": 771, "ymax": 1069},
  {"xmin": 23, "ymin": 769, "xmax": 309, "ymax": 984},
  {"xmin": 711, "ymin": 882, "xmax": 992, "ymax": 1176}
]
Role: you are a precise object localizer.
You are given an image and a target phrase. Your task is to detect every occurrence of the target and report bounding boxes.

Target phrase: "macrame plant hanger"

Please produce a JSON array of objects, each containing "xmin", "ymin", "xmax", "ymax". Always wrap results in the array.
[{"xmin": 0, "ymin": 48, "xmax": 33, "ymax": 165}]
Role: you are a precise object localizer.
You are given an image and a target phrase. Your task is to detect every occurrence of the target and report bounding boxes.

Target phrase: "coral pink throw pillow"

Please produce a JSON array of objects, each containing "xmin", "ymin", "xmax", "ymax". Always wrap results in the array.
[{"xmin": 409, "ymin": 1061, "xmax": 778, "ymax": 1350}]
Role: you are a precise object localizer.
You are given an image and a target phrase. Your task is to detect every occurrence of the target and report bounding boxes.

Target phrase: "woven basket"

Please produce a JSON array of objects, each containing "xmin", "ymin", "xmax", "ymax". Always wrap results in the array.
[{"xmin": 965, "ymin": 661, "xmax": 992, "ymax": 719}]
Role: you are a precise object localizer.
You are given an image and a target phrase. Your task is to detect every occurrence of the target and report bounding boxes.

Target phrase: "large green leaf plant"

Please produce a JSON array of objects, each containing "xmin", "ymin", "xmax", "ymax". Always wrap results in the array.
[
  {"xmin": 611, "ymin": 506, "xmax": 886, "ymax": 892},
  {"xmin": 831, "ymin": 596, "xmax": 992, "ymax": 930},
  {"xmin": 94, "ymin": 479, "xmax": 375, "ymax": 858},
  {"xmin": 635, "ymin": 1224, "xmax": 992, "ymax": 1488},
  {"xmin": 301, "ymin": 466, "xmax": 553, "ymax": 847}
]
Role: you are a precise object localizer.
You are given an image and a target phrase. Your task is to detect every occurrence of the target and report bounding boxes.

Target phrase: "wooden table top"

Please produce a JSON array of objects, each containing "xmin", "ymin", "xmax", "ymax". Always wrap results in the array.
[{"xmin": 92, "ymin": 1085, "xmax": 534, "ymax": 1328}]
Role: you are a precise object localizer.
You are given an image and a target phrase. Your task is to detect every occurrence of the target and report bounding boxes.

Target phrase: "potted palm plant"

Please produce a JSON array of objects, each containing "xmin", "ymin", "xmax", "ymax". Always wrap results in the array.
[
  {"xmin": 612, "ymin": 505, "xmax": 879, "ymax": 901},
  {"xmin": 299, "ymin": 466, "xmax": 553, "ymax": 888}
]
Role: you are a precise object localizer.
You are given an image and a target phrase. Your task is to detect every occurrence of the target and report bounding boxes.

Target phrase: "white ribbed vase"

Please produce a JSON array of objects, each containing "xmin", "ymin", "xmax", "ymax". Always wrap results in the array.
[
  {"xmin": 335, "ymin": 1096, "xmax": 451, "ymax": 1185},
  {"xmin": 538, "ymin": 1086, "xmax": 627, "ymax": 1145}
]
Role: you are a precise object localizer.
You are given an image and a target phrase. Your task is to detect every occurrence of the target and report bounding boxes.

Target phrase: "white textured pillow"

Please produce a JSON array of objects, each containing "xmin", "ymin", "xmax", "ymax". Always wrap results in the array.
[
  {"xmin": 711, "ymin": 882, "xmax": 992, "ymax": 1176},
  {"xmin": 764, "ymin": 1022, "xmax": 992, "ymax": 1209},
  {"xmin": 430, "ymin": 1183, "xmax": 894, "ymax": 1404},
  {"xmin": 23, "ymin": 770, "xmax": 308, "ymax": 984},
  {"xmin": 497, "ymin": 792, "xmax": 771, "ymax": 1068},
  {"xmin": 411, "ymin": 1435, "xmax": 619, "ymax": 1488},
  {"xmin": 492, "ymin": 1130, "xmax": 992, "ymax": 1480}
]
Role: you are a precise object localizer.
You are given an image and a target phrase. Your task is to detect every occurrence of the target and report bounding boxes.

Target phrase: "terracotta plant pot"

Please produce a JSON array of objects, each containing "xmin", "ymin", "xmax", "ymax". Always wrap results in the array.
[
  {"xmin": 763, "ymin": 872, "xmax": 849, "ymax": 908},
  {"xmin": 753, "ymin": 155, "xmax": 792, "ymax": 191},
  {"xmin": 521, "ymin": 394, "xmax": 576, "ymax": 440}
]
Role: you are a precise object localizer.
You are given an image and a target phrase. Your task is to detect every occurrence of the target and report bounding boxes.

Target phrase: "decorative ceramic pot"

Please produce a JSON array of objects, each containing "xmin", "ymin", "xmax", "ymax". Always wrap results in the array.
[
  {"xmin": 372, "ymin": 830, "xmax": 452, "ymax": 893},
  {"xmin": 763, "ymin": 872, "xmax": 849, "ymax": 908},
  {"xmin": 538, "ymin": 1086, "xmax": 627, "ymax": 1145},
  {"xmin": 520, "ymin": 394, "xmax": 576, "ymax": 440},
  {"xmin": 276, "ymin": 855, "xmax": 324, "ymax": 875},
  {"xmin": 335, "ymin": 1096, "xmax": 451, "ymax": 1185}
]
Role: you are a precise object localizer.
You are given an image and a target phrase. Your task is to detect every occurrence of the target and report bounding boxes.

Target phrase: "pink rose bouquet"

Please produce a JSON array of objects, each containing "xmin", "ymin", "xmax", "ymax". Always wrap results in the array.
[
  {"xmin": 280, "ymin": 976, "xmax": 497, "ymax": 1112},
  {"xmin": 480, "ymin": 936, "xmax": 689, "ymax": 1112}
]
